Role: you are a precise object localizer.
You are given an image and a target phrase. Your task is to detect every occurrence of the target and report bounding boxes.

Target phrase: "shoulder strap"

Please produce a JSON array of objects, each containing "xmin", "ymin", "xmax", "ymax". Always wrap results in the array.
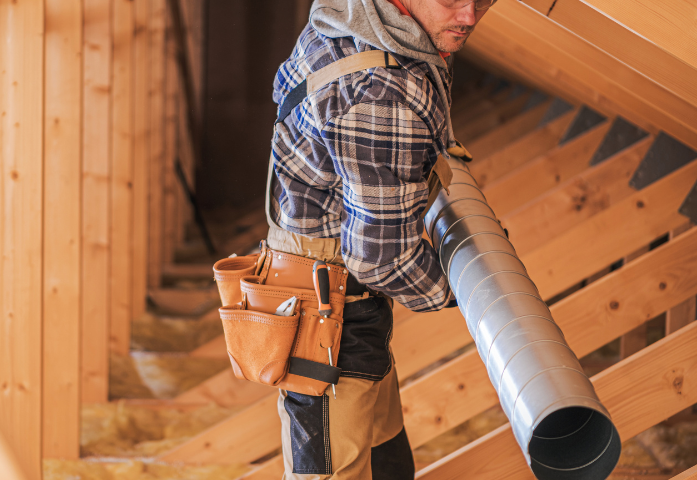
[{"xmin": 276, "ymin": 50, "xmax": 399, "ymax": 124}]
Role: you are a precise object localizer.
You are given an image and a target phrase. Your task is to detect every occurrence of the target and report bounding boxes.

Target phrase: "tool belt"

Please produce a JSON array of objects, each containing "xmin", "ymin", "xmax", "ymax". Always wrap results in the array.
[{"xmin": 213, "ymin": 242, "xmax": 348, "ymax": 396}]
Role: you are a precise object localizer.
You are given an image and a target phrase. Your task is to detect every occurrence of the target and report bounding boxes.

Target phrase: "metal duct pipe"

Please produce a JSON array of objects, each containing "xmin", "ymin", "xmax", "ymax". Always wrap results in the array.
[{"xmin": 424, "ymin": 157, "xmax": 621, "ymax": 480}]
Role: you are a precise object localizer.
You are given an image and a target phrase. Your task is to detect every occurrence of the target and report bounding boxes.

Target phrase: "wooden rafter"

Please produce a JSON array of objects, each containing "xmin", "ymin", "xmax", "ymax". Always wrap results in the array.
[
  {"xmin": 417, "ymin": 310, "xmax": 697, "ymax": 479},
  {"xmin": 462, "ymin": 0, "xmax": 697, "ymax": 149}
]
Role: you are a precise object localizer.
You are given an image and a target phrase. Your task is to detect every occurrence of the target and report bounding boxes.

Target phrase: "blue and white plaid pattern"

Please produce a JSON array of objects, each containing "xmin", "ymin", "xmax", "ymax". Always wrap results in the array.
[{"xmin": 269, "ymin": 24, "xmax": 453, "ymax": 312}]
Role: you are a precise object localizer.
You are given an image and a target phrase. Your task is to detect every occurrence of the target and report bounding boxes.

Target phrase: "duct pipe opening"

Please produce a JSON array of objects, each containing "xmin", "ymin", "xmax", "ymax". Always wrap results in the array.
[{"xmin": 529, "ymin": 407, "xmax": 621, "ymax": 480}]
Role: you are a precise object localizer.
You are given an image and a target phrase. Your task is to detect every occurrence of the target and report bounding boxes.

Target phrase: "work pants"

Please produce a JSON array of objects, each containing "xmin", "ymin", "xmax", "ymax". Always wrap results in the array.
[{"xmin": 278, "ymin": 359, "xmax": 415, "ymax": 479}]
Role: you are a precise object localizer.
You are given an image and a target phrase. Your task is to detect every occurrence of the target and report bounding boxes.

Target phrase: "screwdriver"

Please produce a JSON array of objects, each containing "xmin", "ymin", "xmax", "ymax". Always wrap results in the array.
[{"xmin": 312, "ymin": 260, "xmax": 336, "ymax": 399}]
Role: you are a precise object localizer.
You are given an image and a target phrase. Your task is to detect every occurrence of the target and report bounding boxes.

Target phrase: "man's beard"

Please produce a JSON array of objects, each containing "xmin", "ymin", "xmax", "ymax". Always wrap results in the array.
[{"xmin": 430, "ymin": 25, "xmax": 474, "ymax": 53}]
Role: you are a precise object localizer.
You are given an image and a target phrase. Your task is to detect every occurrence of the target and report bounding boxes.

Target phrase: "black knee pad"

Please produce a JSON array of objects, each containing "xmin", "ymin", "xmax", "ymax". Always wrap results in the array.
[{"xmin": 371, "ymin": 427, "xmax": 415, "ymax": 479}]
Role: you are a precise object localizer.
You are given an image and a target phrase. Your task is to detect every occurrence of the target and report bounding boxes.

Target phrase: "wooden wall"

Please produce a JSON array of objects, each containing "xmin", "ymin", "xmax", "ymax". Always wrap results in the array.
[{"xmin": 0, "ymin": 1, "xmax": 202, "ymax": 477}]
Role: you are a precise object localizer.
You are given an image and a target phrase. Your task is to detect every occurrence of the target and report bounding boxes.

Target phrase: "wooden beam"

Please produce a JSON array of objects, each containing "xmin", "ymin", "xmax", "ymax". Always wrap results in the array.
[
  {"xmin": 162, "ymin": 9, "xmax": 180, "ymax": 266},
  {"xmin": 468, "ymin": 108, "xmax": 576, "ymax": 187},
  {"xmin": 43, "ymin": 0, "xmax": 82, "ymax": 459},
  {"xmin": 484, "ymin": 119, "xmax": 611, "ymax": 216},
  {"xmin": 416, "ymin": 319, "xmax": 697, "ymax": 479},
  {"xmin": 673, "ymin": 464, "xmax": 697, "ymax": 480},
  {"xmin": 522, "ymin": 159, "xmax": 697, "ymax": 300},
  {"xmin": 174, "ymin": 370, "xmax": 273, "ymax": 408},
  {"xmin": 502, "ymin": 137, "xmax": 652, "ymax": 255},
  {"xmin": 579, "ymin": 0, "xmax": 697, "ymax": 71},
  {"xmin": 232, "ymin": 226, "xmax": 697, "ymax": 476},
  {"xmin": 666, "ymin": 223, "xmax": 697, "ymax": 334},
  {"xmin": 111, "ymin": 0, "xmax": 136, "ymax": 355},
  {"xmin": 82, "ymin": 0, "xmax": 113, "ymax": 404},
  {"xmin": 538, "ymin": 0, "xmax": 697, "ymax": 108},
  {"xmin": 132, "ymin": 0, "xmax": 151, "ymax": 320},
  {"xmin": 466, "ymin": 0, "xmax": 697, "ymax": 149},
  {"xmin": 467, "ymin": 98, "xmax": 553, "ymax": 160},
  {"xmin": 619, "ymin": 245, "xmax": 651, "ymax": 358},
  {"xmin": 148, "ymin": 0, "xmax": 167, "ymax": 289},
  {"xmin": 0, "ymin": 1, "xmax": 44, "ymax": 477}
]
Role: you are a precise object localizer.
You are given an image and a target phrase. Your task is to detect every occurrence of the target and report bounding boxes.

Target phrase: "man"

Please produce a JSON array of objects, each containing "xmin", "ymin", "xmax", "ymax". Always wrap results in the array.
[{"xmin": 266, "ymin": 0, "xmax": 494, "ymax": 477}]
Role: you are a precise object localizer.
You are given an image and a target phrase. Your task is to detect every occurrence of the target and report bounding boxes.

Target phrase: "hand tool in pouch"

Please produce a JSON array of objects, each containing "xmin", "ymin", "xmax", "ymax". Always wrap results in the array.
[{"xmin": 313, "ymin": 260, "xmax": 337, "ymax": 399}]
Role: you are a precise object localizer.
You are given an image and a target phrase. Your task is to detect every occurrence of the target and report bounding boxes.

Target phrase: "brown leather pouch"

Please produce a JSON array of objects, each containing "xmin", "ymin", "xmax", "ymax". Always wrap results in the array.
[
  {"xmin": 214, "ymin": 248, "xmax": 347, "ymax": 396},
  {"xmin": 219, "ymin": 303, "xmax": 300, "ymax": 386},
  {"xmin": 213, "ymin": 254, "xmax": 262, "ymax": 306}
]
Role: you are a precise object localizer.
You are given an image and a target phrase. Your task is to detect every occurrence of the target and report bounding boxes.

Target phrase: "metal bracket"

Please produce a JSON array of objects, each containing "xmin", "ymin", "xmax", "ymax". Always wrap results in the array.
[
  {"xmin": 629, "ymin": 132, "xmax": 697, "ymax": 190},
  {"xmin": 589, "ymin": 117, "xmax": 649, "ymax": 166},
  {"xmin": 559, "ymin": 105, "xmax": 607, "ymax": 146}
]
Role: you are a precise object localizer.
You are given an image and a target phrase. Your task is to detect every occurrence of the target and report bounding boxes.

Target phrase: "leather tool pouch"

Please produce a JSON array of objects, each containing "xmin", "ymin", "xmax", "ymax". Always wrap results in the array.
[{"xmin": 213, "ymin": 245, "xmax": 347, "ymax": 396}]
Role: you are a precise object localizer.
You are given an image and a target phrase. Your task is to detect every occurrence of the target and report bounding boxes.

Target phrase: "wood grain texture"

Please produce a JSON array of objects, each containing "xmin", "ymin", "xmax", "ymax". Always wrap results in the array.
[
  {"xmin": 468, "ymin": 109, "xmax": 576, "ymax": 188},
  {"xmin": 162, "ymin": 10, "xmax": 179, "ymax": 265},
  {"xmin": 547, "ymin": 0, "xmax": 697, "ymax": 107},
  {"xmin": 132, "ymin": 0, "xmax": 151, "ymax": 320},
  {"xmin": 467, "ymin": 99, "xmax": 553, "ymax": 160},
  {"xmin": 580, "ymin": 0, "xmax": 697, "ymax": 70},
  {"xmin": 82, "ymin": 0, "xmax": 113, "ymax": 404},
  {"xmin": 43, "ymin": 0, "xmax": 82, "ymax": 459},
  {"xmin": 502, "ymin": 137, "xmax": 651, "ymax": 256},
  {"xmin": 464, "ymin": 0, "xmax": 697, "ymax": 149},
  {"xmin": 148, "ymin": 0, "xmax": 167, "ymax": 289},
  {"xmin": 522, "ymin": 159, "xmax": 697, "ymax": 300},
  {"xmin": 485, "ymin": 120, "xmax": 611, "ymax": 216},
  {"xmin": 110, "ymin": 0, "xmax": 135, "ymax": 355},
  {"xmin": 416, "ymin": 319, "xmax": 697, "ymax": 480},
  {"xmin": 454, "ymin": 91, "xmax": 532, "ymax": 143},
  {"xmin": 0, "ymin": 1, "xmax": 44, "ymax": 478}
]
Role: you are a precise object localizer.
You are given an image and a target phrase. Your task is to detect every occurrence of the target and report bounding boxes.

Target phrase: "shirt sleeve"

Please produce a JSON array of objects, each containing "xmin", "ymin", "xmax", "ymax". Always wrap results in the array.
[{"xmin": 321, "ymin": 100, "xmax": 451, "ymax": 312}]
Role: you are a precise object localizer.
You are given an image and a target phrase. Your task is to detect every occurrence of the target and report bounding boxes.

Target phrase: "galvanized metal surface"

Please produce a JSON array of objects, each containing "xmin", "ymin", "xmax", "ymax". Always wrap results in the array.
[{"xmin": 424, "ymin": 157, "xmax": 621, "ymax": 480}]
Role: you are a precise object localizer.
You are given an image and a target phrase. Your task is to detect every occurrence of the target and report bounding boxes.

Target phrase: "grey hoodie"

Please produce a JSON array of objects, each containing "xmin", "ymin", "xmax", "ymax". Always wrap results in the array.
[{"xmin": 310, "ymin": 0, "xmax": 458, "ymax": 151}]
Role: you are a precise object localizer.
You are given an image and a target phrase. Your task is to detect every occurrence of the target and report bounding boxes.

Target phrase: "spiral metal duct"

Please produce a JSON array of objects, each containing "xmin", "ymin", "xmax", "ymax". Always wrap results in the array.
[{"xmin": 424, "ymin": 157, "xmax": 621, "ymax": 480}]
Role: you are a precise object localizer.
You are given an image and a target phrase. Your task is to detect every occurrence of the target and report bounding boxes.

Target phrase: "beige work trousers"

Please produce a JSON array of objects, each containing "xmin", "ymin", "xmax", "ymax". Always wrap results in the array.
[{"xmin": 278, "ymin": 361, "xmax": 405, "ymax": 479}]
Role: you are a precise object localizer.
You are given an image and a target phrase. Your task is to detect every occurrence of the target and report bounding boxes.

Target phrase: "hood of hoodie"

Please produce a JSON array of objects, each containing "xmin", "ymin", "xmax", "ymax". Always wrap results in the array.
[{"xmin": 310, "ymin": 0, "xmax": 458, "ymax": 150}]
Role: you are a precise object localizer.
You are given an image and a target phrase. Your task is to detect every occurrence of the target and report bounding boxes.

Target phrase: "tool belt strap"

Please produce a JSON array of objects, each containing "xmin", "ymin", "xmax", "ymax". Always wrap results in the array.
[{"xmin": 276, "ymin": 50, "xmax": 400, "ymax": 123}]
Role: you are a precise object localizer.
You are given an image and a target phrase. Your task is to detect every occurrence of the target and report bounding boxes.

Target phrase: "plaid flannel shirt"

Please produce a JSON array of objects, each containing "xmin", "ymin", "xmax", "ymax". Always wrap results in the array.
[{"xmin": 269, "ymin": 24, "xmax": 453, "ymax": 312}]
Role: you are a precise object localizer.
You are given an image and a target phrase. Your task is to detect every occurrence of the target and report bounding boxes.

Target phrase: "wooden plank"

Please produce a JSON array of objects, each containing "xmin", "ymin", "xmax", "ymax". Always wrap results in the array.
[
  {"xmin": 666, "ymin": 222, "xmax": 697, "ymax": 336},
  {"xmin": 174, "ymin": 370, "xmax": 273, "ymax": 408},
  {"xmin": 82, "ymin": 0, "xmax": 113, "ymax": 404},
  {"xmin": 502, "ymin": 137, "xmax": 651, "ymax": 256},
  {"xmin": 416, "ymin": 320, "xmax": 697, "ymax": 479},
  {"xmin": 162, "ymin": 9, "xmax": 179, "ymax": 265},
  {"xmin": 132, "ymin": 0, "xmax": 151, "ymax": 320},
  {"xmin": 484, "ymin": 119, "xmax": 611, "ymax": 216},
  {"xmin": 470, "ymin": 1, "xmax": 697, "ymax": 149},
  {"xmin": 148, "ymin": 0, "xmax": 167, "ymax": 289},
  {"xmin": 110, "ymin": 0, "xmax": 135, "ymax": 355},
  {"xmin": 579, "ymin": 0, "xmax": 697, "ymax": 71},
  {"xmin": 468, "ymin": 108, "xmax": 576, "ymax": 187},
  {"xmin": 188, "ymin": 334, "xmax": 227, "ymax": 358},
  {"xmin": 0, "ymin": 1, "xmax": 44, "ymax": 477},
  {"xmin": 234, "ymin": 226, "xmax": 697, "ymax": 476},
  {"xmin": 43, "ymin": 0, "xmax": 82, "ymax": 459},
  {"xmin": 619, "ymin": 245, "xmax": 651, "ymax": 358},
  {"xmin": 673, "ymin": 464, "xmax": 697, "ymax": 480},
  {"xmin": 0, "ymin": 432, "xmax": 28, "ymax": 480},
  {"xmin": 158, "ymin": 394, "xmax": 281, "ymax": 465},
  {"xmin": 240, "ymin": 457, "xmax": 284, "ymax": 480},
  {"xmin": 467, "ymin": 98, "xmax": 553, "ymax": 160},
  {"xmin": 544, "ymin": 0, "xmax": 697, "ymax": 108},
  {"xmin": 451, "ymin": 86, "xmax": 514, "ymax": 128},
  {"xmin": 522, "ymin": 159, "xmax": 697, "ymax": 300}
]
